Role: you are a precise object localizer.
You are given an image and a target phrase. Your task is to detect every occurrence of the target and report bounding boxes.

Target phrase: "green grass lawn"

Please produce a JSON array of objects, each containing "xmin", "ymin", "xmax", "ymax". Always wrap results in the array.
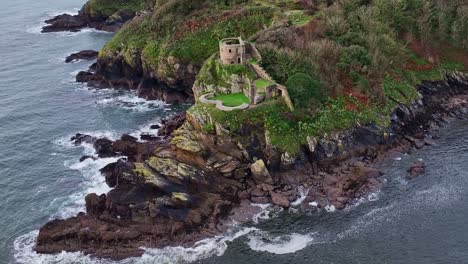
[
  {"xmin": 255, "ymin": 78, "xmax": 275, "ymax": 90},
  {"xmin": 211, "ymin": 93, "xmax": 250, "ymax": 107}
]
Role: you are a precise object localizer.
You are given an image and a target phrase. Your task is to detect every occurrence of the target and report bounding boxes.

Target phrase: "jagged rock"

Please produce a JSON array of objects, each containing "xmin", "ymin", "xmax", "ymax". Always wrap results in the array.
[
  {"xmin": 158, "ymin": 113, "xmax": 187, "ymax": 138},
  {"xmin": 100, "ymin": 160, "xmax": 135, "ymax": 187},
  {"xmin": 147, "ymin": 157, "xmax": 198, "ymax": 181},
  {"xmin": 65, "ymin": 50, "xmax": 98, "ymax": 63},
  {"xmin": 71, "ymin": 133, "xmax": 95, "ymax": 145},
  {"xmin": 42, "ymin": 14, "xmax": 87, "ymax": 32},
  {"xmin": 85, "ymin": 193, "xmax": 107, "ymax": 216},
  {"xmin": 93, "ymin": 138, "xmax": 115, "ymax": 158},
  {"xmin": 250, "ymin": 159, "xmax": 273, "ymax": 185}
]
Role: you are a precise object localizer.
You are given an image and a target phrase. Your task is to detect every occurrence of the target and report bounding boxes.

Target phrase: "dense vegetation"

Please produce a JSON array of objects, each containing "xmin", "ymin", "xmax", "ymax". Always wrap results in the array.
[
  {"xmin": 194, "ymin": 0, "xmax": 466, "ymax": 154},
  {"xmin": 95, "ymin": 0, "xmax": 467, "ymax": 154}
]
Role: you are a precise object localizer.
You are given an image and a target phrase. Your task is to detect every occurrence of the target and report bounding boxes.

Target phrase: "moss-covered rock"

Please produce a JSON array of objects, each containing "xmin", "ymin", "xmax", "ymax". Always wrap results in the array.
[{"xmin": 147, "ymin": 157, "xmax": 198, "ymax": 181}]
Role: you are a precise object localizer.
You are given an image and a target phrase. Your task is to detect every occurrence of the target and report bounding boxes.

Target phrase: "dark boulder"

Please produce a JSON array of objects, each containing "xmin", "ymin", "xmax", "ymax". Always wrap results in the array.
[
  {"xmin": 100, "ymin": 159, "xmax": 135, "ymax": 187},
  {"xmin": 65, "ymin": 50, "xmax": 98, "ymax": 63},
  {"xmin": 71, "ymin": 133, "xmax": 96, "ymax": 145},
  {"xmin": 158, "ymin": 113, "xmax": 186, "ymax": 138},
  {"xmin": 93, "ymin": 138, "xmax": 115, "ymax": 158},
  {"xmin": 42, "ymin": 14, "xmax": 87, "ymax": 32},
  {"xmin": 85, "ymin": 193, "xmax": 107, "ymax": 216}
]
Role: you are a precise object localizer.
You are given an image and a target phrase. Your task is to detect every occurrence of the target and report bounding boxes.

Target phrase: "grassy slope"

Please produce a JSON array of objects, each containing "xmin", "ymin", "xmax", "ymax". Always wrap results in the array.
[
  {"xmin": 99, "ymin": 0, "xmax": 282, "ymax": 81},
  {"xmin": 84, "ymin": 0, "xmax": 152, "ymax": 17},
  {"xmin": 193, "ymin": 0, "xmax": 468, "ymax": 154},
  {"xmin": 93, "ymin": 0, "xmax": 467, "ymax": 154}
]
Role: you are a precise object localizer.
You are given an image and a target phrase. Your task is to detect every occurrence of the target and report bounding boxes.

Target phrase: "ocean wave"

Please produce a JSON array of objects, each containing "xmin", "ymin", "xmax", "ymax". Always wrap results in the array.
[
  {"xmin": 247, "ymin": 231, "xmax": 315, "ymax": 254},
  {"xmin": 141, "ymin": 227, "xmax": 258, "ymax": 263},
  {"xmin": 290, "ymin": 186, "xmax": 309, "ymax": 207},
  {"xmin": 96, "ymin": 93, "xmax": 168, "ymax": 112},
  {"xmin": 53, "ymin": 130, "xmax": 120, "ymax": 150}
]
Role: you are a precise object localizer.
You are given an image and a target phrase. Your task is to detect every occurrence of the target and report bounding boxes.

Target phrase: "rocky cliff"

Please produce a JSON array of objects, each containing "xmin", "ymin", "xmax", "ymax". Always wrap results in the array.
[
  {"xmin": 36, "ymin": 0, "xmax": 468, "ymax": 260},
  {"xmin": 35, "ymin": 72, "xmax": 468, "ymax": 260}
]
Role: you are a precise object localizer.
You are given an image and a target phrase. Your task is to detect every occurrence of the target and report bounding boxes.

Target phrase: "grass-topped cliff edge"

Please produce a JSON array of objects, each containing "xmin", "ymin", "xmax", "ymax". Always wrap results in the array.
[{"xmin": 92, "ymin": 0, "xmax": 467, "ymax": 154}]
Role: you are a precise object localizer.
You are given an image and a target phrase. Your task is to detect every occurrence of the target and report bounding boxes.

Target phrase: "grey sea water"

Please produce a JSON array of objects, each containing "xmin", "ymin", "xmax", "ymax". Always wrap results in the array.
[{"xmin": 1, "ymin": 0, "xmax": 468, "ymax": 263}]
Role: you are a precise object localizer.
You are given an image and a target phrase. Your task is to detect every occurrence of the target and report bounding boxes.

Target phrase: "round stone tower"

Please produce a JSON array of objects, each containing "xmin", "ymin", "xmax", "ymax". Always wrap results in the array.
[{"xmin": 219, "ymin": 37, "xmax": 246, "ymax": 65}]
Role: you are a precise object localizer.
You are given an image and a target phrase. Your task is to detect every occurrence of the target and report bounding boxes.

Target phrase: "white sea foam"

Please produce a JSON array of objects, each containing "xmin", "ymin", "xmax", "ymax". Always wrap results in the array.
[
  {"xmin": 247, "ymin": 231, "xmax": 315, "ymax": 254},
  {"xmin": 96, "ymin": 93, "xmax": 167, "ymax": 112},
  {"xmin": 14, "ymin": 231, "xmax": 99, "ymax": 264},
  {"xmin": 129, "ymin": 121, "xmax": 162, "ymax": 141},
  {"xmin": 291, "ymin": 186, "xmax": 309, "ymax": 207},
  {"xmin": 141, "ymin": 227, "xmax": 258, "ymax": 263},
  {"xmin": 250, "ymin": 203, "xmax": 285, "ymax": 224},
  {"xmin": 324, "ymin": 205, "xmax": 336, "ymax": 213},
  {"xmin": 15, "ymin": 226, "xmax": 260, "ymax": 264},
  {"xmin": 345, "ymin": 190, "xmax": 382, "ymax": 211},
  {"xmin": 54, "ymin": 130, "xmax": 120, "ymax": 150}
]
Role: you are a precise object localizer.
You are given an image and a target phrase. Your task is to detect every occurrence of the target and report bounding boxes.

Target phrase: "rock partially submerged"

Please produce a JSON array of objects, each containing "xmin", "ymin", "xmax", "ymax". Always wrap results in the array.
[
  {"xmin": 75, "ymin": 63, "xmax": 194, "ymax": 104},
  {"xmin": 41, "ymin": 9, "xmax": 135, "ymax": 33},
  {"xmin": 407, "ymin": 161, "xmax": 426, "ymax": 178},
  {"xmin": 65, "ymin": 50, "xmax": 98, "ymax": 63}
]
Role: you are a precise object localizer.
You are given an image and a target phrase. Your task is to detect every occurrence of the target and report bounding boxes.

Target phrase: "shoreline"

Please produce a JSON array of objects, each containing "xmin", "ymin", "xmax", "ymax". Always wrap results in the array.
[{"xmin": 35, "ymin": 72, "xmax": 468, "ymax": 260}]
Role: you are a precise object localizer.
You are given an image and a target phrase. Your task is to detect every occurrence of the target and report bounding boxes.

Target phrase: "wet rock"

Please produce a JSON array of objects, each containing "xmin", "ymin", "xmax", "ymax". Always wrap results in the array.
[
  {"xmin": 71, "ymin": 133, "xmax": 95, "ymax": 145},
  {"xmin": 250, "ymin": 159, "xmax": 273, "ymax": 185},
  {"xmin": 100, "ymin": 160, "xmax": 135, "ymax": 187},
  {"xmin": 270, "ymin": 192, "xmax": 290, "ymax": 208},
  {"xmin": 93, "ymin": 138, "xmax": 116, "ymax": 158},
  {"xmin": 65, "ymin": 50, "xmax": 98, "ymax": 63},
  {"xmin": 140, "ymin": 134, "xmax": 159, "ymax": 141},
  {"xmin": 407, "ymin": 161, "xmax": 425, "ymax": 178},
  {"xmin": 158, "ymin": 113, "xmax": 187, "ymax": 138},
  {"xmin": 150, "ymin": 124, "xmax": 161, "ymax": 130},
  {"xmin": 121, "ymin": 134, "xmax": 138, "ymax": 142},
  {"xmin": 85, "ymin": 193, "xmax": 107, "ymax": 216},
  {"xmin": 42, "ymin": 14, "xmax": 87, "ymax": 33},
  {"xmin": 79, "ymin": 155, "xmax": 96, "ymax": 162}
]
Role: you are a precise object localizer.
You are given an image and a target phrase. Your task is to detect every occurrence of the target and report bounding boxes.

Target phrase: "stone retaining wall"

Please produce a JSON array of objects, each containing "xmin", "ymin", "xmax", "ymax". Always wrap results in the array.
[
  {"xmin": 250, "ymin": 63, "xmax": 295, "ymax": 111},
  {"xmin": 199, "ymin": 93, "xmax": 249, "ymax": 111}
]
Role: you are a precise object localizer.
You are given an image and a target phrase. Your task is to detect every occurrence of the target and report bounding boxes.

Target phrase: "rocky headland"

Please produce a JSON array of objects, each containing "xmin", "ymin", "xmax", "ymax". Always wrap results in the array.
[
  {"xmin": 37, "ymin": 0, "xmax": 468, "ymax": 260},
  {"xmin": 35, "ymin": 72, "xmax": 468, "ymax": 260}
]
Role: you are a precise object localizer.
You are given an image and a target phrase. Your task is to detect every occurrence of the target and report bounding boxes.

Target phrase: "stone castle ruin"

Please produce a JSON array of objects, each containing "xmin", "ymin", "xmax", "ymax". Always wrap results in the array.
[
  {"xmin": 199, "ymin": 37, "xmax": 294, "ymax": 111},
  {"xmin": 219, "ymin": 37, "xmax": 246, "ymax": 65}
]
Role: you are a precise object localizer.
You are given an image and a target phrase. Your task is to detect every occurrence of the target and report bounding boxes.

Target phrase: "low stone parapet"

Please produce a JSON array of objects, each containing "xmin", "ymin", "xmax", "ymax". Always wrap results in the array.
[{"xmin": 199, "ymin": 93, "xmax": 249, "ymax": 111}]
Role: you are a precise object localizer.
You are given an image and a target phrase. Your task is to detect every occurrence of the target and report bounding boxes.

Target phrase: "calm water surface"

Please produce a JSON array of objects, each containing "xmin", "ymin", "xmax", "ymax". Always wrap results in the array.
[{"xmin": 1, "ymin": 1, "xmax": 468, "ymax": 263}]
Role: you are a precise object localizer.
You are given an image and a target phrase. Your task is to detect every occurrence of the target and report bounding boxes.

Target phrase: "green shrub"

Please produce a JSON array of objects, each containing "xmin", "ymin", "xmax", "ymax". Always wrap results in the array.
[
  {"xmin": 285, "ymin": 73, "xmax": 324, "ymax": 109},
  {"xmin": 338, "ymin": 45, "xmax": 371, "ymax": 71}
]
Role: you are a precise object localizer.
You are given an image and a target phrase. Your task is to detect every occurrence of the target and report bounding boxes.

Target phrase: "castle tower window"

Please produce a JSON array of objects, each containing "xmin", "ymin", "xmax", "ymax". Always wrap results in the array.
[
  {"xmin": 229, "ymin": 49, "xmax": 232, "ymax": 53},
  {"xmin": 238, "ymin": 58, "xmax": 241, "ymax": 63}
]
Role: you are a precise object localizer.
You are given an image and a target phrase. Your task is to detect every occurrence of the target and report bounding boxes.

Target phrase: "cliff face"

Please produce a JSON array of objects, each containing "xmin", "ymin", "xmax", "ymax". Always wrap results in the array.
[{"xmin": 85, "ymin": 1, "xmax": 278, "ymax": 103}]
